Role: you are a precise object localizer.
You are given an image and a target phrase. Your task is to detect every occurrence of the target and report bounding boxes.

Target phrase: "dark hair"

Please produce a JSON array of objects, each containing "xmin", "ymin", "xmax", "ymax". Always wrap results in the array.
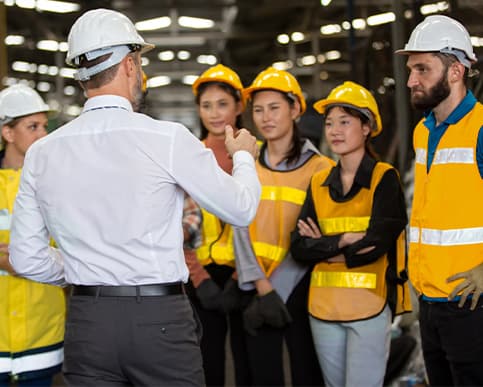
[
  {"xmin": 433, "ymin": 52, "xmax": 469, "ymax": 82},
  {"xmin": 325, "ymin": 105, "xmax": 379, "ymax": 160},
  {"xmin": 195, "ymin": 81, "xmax": 243, "ymax": 140},
  {"xmin": 252, "ymin": 89, "xmax": 302, "ymax": 165}
]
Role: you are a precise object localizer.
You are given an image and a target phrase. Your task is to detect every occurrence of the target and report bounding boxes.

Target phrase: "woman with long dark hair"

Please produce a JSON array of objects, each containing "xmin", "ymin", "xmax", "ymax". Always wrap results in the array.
[
  {"xmin": 235, "ymin": 67, "xmax": 333, "ymax": 386},
  {"xmin": 187, "ymin": 64, "xmax": 251, "ymax": 386}
]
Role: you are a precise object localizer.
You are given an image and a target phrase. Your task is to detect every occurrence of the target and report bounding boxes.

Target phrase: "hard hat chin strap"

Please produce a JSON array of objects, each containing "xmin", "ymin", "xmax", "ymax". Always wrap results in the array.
[
  {"xmin": 440, "ymin": 48, "xmax": 472, "ymax": 68},
  {"xmin": 74, "ymin": 45, "xmax": 132, "ymax": 81}
]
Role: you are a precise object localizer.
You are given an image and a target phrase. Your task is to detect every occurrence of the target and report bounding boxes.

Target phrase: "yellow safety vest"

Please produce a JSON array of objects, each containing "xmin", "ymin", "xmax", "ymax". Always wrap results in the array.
[
  {"xmin": 0, "ymin": 169, "xmax": 65, "ymax": 377},
  {"xmin": 250, "ymin": 154, "xmax": 334, "ymax": 277},
  {"xmin": 410, "ymin": 102, "xmax": 483, "ymax": 298},
  {"xmin": 195, "ymin": 140, "xmax": 236, "ymax": 267},
  {"xmin": 196, "ymin": 208, "xmax": 235, "ymax": 267},
  {"xmin": 309, "ymin": 162, "xmax": 411, "ymax": 322}
]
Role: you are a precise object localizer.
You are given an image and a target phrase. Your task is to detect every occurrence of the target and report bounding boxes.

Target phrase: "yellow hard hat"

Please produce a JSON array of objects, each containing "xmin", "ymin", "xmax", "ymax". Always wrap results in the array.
[
  {"xmin": 243, "ymin": 67, "xmax": 306, "ymax": 115},
  {"xmin": 192, "ymin": 64, "xmax": 245, "ymax": 106},
  {"xmin": 313, "ymin": 81, "xmax": 382, "ymax": 137}
]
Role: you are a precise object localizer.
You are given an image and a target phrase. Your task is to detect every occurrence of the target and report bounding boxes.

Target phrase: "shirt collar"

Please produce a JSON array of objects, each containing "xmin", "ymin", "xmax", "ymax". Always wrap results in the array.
[
  {"xmin": 322, "ymin": 152, "xmax": 376, "ymax": 190},
  {"xmin": 260, "ymin": 138, "xmax": 319, "ymax": 170},
  {"xmin": 423, "ymin": 91, "xmax": 476, "ymax": 129},
  {"xmin": 82, "ymin": 95, "xmax": 134, "ymax": 114}
]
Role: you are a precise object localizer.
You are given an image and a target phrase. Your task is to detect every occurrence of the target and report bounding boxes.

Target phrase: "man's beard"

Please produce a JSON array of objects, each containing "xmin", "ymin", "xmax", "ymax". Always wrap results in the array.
[
  {"xmin": 410, "ymin": 72, "xmax": 450, "ymax": 111},
  {"xmin": 131, "ymin": 67, "xmax": 146, "ymax": 113}
]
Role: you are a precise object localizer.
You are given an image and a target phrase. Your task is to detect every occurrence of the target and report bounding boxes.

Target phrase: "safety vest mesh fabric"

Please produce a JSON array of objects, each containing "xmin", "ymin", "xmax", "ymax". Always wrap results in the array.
[
  {"xmin": 249, "ymin": 155, "xmax": 334, "ymax": 277},
  {"xmin": 410, "ymin": 102, "xmax": 483, "ymax": 298},
  {"xmin": 309, "ymin": 162, "xmax": 392, "ymax": 322},
  {"xmin": 0, "ymin": 169, "xmax": 65, "ymax": 376},
  {"xmin": 196, "ymin": 208, "xmax": 235, "ymax": 267}
]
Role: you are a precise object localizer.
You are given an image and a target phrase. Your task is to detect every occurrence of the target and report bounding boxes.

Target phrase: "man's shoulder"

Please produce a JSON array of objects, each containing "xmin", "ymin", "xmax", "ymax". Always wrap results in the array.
[{"xmin": 131, "ymin": 113, "xmax": 190, "ymax": 136}]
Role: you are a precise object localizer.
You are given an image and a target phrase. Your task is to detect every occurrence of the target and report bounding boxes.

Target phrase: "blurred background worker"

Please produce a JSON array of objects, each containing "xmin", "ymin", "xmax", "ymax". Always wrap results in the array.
[
  {"xmin": 291, "ymin": 81, "xmax": 411, "ymax": 387},
  {"xmin": 396, "ymin": 15, "xmax": 483, "ymax": 386},
  {"xmin": 0, "ymin": 84, "xmax": 65, "ymax": 387},
  {"xmin": 187, "ymin": 63, "xmax": 251, "ymax": 386},
  {"xmin": 8, "ymin": 8, "xmax": 260, "ymax": 386},
  {"xmin": 234, "ymin": 67, "xmax": 333, "ymax": 386}
]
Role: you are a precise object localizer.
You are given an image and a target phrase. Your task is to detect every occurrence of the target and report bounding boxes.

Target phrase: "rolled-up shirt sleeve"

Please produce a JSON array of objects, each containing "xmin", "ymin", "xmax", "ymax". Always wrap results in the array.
[
  {"xmin": 9, "ymin": 150, "xmax": 66, "ymax": 285},
  {"xmin": 171, "ymin": 126, "xmax": 261, "ymax": 227}
]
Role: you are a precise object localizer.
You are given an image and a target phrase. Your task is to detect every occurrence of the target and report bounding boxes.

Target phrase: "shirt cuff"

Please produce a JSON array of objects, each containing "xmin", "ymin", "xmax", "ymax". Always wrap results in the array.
[{"xmin": 233, "ymin": 150, "xmax": 255, "ymax": 165}]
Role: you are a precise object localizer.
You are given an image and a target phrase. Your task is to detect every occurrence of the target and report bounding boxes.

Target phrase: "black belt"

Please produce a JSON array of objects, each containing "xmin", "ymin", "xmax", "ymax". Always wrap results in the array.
[{"xmin": 71, "ymin": 283, "xmax": 184, "ymax": 297}]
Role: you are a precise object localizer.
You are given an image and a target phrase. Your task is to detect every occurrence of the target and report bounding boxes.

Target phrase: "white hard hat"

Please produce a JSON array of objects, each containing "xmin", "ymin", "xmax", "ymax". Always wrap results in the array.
[
  {"xmin": 66, "ymin": 8, "xmax": 154, "ymax": 80},
  {"xmin": 0, "ymin": 84, "xmax": 49, "ymax": 126},
  {"xmin": 396, "ymin": 15, "xmax": 477, "ymax": 67}
]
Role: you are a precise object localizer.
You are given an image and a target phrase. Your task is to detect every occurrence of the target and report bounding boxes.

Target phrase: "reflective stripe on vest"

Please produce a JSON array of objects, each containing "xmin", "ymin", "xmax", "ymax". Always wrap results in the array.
[
  {"xmin": 433, "ymin": 147, "xmax": 474, "ymax": 164},
  {"xmin": 0, "ymin": 209, "xmax": 11, "ymax": 231},
  {"xmin": 319, "ymin": 216, "xmax": 370, "ymax": 235},
  {"xmin": 261, "ymin": 186, "xmax": 306, "ymax": 205},
  {"xmin": 12, "ymin": 346, "xmax": 64, "ymax": 375},
  {"xmin": 415, "ymin": 147, "xmax": 474, "ymax": 166},
  {"xmin": 252, "ymin": 241, "xmax": 287, "ymax": 264},
  {"xmin": 415, "ymin": 148, "xmax": 427, "ymax": 165},
  {"xmin": 0, "ymin": 356, "xmax": 10, "ymax": 373},
  {"xmin": 311, "ymin": 270, "xmax": 377, "ymax": 289},
  {"xmin": 409, "ymin": 226, "xmax": 483, "ymax": 246}
]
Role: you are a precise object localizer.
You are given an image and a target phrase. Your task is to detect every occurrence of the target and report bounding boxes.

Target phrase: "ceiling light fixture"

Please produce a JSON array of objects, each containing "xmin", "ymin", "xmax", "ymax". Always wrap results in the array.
[
  {"xmin": 182, "ymin": 75, "xmax": 198, "ymax": 85},
  {"xmin": 197, "ymin": 55, "xmax": 217, "ymax": 65},
  {"xmin": 147, "ymin": 75, "xmax": 171, "ymax": 88},
  {"xmin": 135, "ymin": 16, "xmax": 171, "ymax": 31},
  {"xmin": 420, "ymin": 1, "xmax": 449, "ymax": 15},
  {"xmin": 277, "ymin": 34, "xmax": 290, "ymax": 45},
  {"xmin": 291, "ymin": 32, "xmax": 305, "ymax": 42},
  {"xmin": 5, "ymin": 35, "xmax": 25, "ymax": 45},
  {"xmin": 36, "ymin": 0, "xmax": 80, "ymax": 13},
  {"xmin": 366, "ymin": 12, "xmax": 395, "ymax": 26},
  {"xmin": 178, "ymin": 16, "xmax": 214, "ymax": 29},
  {"xmin": 37, "ymin": 39, "xmax": 59, "ymax": 51}
]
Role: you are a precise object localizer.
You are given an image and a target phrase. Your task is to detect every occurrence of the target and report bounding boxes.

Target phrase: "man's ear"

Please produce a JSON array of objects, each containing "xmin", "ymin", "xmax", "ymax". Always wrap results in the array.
[{"xmin": 449, "ymin": 61, "xmax": 465, "ymax": 83}]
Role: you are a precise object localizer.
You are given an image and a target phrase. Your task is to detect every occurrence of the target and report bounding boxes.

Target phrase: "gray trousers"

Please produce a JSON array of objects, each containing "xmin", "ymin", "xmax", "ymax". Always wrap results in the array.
[{"xmin": 63, "ymin": 292, "xmax": 204, "ymax": 386}]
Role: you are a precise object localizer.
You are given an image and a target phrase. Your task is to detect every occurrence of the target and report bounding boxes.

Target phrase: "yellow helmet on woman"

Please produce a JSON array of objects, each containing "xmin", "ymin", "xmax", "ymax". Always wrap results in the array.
[
  {"xmin": 192, "ymin": 64, "xmax": 245, "ymax": 107},
  {"xmin": 243, "ymin": 67, "xmax": 306, "ymax": 115},
  {"xmin": 313, "ymin": 81, "xmax": 382, "ymax": 137}
]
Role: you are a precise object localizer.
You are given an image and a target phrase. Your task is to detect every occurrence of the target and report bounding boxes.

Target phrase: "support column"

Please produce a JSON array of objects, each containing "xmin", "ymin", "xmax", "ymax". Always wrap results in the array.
[{"xmin": 391, "ymin": 0, "xmax": 411, "ymax": 173}]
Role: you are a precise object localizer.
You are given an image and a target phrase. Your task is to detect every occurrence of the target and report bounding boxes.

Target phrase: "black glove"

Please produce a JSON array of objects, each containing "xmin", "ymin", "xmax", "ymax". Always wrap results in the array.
[
  {"xmin": 196, "ymin": 278, "xmax": 223, "ymax": 311},
  {"xmin": 221, "ymin": 278, "xmax": 242, "ymax": 312},
  {"xmin": 258, "ymin": 290, "xmax": 292, "ymax": 328},
  {"xmin": 243, "ymin": 296, "xmax": 264, "ymax": 336}
]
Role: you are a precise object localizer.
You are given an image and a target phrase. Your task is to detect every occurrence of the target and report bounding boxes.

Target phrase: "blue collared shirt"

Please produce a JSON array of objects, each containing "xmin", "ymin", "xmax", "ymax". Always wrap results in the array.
[{"xmin": 423, "ymin": 91, "xmax": 483, "ymax": 177}]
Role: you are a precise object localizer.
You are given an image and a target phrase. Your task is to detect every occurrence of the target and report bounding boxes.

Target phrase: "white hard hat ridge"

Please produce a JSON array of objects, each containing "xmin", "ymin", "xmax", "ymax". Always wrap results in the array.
[
  {"xmin": 0, "ymin": 84, "xmax": 49, "ymax": 126},
  {"xmin": 66, "ymin": 8, "xmax": 155, "ymax": 73},
  {"xmin": 396, "ymin": 15, "xmax": 477, "ymax": 66}
]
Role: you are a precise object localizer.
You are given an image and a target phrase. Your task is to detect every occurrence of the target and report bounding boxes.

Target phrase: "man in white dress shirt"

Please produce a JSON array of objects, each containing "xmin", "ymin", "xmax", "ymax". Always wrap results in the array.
[{"xmin": 8, "ymin": 8, "xmax": 260, "ymax": 386}]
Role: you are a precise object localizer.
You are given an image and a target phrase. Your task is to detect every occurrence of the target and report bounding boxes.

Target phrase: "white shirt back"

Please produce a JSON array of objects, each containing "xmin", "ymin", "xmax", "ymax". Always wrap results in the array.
[{"xmin": 9, "ymin": 95, "xmax": 260, "ymax": 286}]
